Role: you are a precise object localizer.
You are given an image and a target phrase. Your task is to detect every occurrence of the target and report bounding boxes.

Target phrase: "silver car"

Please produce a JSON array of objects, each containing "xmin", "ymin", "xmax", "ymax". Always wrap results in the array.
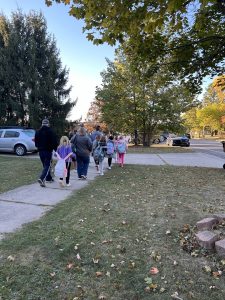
[{"xmin": 0, "ymin": 127, "xmax": 37, "ymax": 156}]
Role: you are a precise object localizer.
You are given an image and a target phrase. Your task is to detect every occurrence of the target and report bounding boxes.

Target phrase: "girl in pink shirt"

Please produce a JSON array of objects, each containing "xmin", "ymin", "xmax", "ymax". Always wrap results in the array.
[{"xmin": 116, "ymin": 136, "xmax": 128, "ymax": 167}]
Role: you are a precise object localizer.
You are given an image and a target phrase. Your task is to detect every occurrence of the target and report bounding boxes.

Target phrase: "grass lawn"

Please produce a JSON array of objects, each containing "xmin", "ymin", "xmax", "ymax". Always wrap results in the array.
[
  {"xmin": 0, "ymin": 156, "xmax": 41, "ymax": 193},
  {"xmin": 128, "ymin": 144, "xmax": 193, "ymax": 153},
  {"xmin": 1, "ymin": 156, "xmax": 225, "ymax": 299}
]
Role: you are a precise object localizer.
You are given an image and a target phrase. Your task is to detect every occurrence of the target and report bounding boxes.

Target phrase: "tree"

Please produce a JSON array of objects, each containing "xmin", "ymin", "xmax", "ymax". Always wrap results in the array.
[
  {"xmin": 96, "ymin": 51, "xmax": 195, "ymax": 145},
  {"xmin": 0, "ymin": 10, "xmax": 75, "ymax": 134},
  {"xmin": 46, "ymin": 0, "xmax": 225, "ymax": 92}
]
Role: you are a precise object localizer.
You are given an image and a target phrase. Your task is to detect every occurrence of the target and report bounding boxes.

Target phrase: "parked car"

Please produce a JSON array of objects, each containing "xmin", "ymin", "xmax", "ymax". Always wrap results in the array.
[
  {"xmin": 185, "ymin": 133, "xmax": 191, "ymax": 139},
  {"xmin": 167, "ymin": 135, "xmax": 190, "ymax": 147},
  {"xmin": 0, "ymin": 126, "xmax": 37, "ymax": 156}
]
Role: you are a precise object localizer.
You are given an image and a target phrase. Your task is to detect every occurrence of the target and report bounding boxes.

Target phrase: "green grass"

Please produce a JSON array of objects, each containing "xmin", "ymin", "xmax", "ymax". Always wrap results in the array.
[
  {"xmin": 0, "ymin": 156, "xmax": 41, "ymax": 193},
  {"xmin": 1, "ymin": 159, "xmax": 225, "ymax": 299},
  {"xmin": 128, "ymin": 144, "xmax": 193, "ymax": 153}
]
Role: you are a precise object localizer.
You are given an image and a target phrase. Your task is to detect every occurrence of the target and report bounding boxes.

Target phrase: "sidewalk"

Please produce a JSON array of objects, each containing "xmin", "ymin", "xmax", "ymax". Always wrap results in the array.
[{"xmin": 0, "ymin": 152, "xmax": 225, "ymax": 239}]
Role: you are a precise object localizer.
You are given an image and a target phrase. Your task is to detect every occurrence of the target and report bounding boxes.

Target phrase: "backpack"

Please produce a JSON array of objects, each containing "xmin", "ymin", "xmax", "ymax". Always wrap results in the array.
[
  {"xmin": 117, "ymin": 142, "xmax": 126, "ymax": 154},
  {"xmin": 107, "ymin": 141, "xmax": 114, "ymax": 155},
  {"xmin": 93, "ymin": 144, "xmax": 104, "ymax": 162}
]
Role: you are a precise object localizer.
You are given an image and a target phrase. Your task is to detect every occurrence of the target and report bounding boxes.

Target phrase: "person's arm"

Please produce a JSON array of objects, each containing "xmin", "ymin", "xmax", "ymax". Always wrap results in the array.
[{"xmin": 87, "ymin": 137, "xmax": 93, "ymax": 152}]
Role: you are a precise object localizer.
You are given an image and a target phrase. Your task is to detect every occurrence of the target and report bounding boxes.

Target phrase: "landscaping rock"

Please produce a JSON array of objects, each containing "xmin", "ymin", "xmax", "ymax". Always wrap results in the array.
[
  {"xmin": 215, "ymin": 239, "xmax": 225, "ymax": 257},
  {"xmin": 196, "ymin": 217, "xmax": 218, "ymax": 230},
  {"xmin": 195, "ymin": 231, "xmax": 219, "ymax": 249}
]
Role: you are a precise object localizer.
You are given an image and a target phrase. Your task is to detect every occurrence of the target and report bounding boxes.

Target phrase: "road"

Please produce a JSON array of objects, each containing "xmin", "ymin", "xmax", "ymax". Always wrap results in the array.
[{"xmin": 190, "ymin": 138, "xmax": 225, "ymax": 159}]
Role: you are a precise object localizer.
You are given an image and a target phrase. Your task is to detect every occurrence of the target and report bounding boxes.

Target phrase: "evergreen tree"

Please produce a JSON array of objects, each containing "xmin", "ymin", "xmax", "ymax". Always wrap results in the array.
[{"xmin": 0, "ymin": 10, "xmax": 75, "ymax": 134}]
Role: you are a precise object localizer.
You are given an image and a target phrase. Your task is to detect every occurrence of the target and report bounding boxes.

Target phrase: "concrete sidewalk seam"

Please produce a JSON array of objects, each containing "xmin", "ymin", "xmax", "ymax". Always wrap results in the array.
[
  {"xmin": 157, "ymin": 154, "xmax": 170, "ymax": 165},
  {"xmin": 0, "ymin": 198, "xmax": 54, "ymax": 207}
]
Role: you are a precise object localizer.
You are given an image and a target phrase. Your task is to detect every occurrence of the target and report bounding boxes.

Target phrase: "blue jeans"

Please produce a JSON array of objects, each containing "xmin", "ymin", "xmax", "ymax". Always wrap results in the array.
[
  {"xmin": 39, "ymin": 150, "xmax": 53, "ymax": 181},
  {"xmin": 76, "ymin": 155, "xmax": 90, "ymax": 178}
]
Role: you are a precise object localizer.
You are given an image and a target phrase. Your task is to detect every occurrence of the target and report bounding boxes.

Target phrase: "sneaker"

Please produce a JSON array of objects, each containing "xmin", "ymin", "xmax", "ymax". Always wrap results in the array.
[
  {"xmin": 38, "ymin": 179, "xmax": 46, "ymax": 187},
  {"xmin": 107, "ymin": 167, "xmax": 111, "ymax": 170},
  {"xmin": 95, "ymin": 165, "xmax": 99, "ymax": 171},
  {"xmin": 100, "ymin": 173, "xmax": 104, "ymax": 176},
  {"xmin": 46, "ymin": 179, "xmax": 54, "ymax": 183},
  {"xmin": 81, "ymin": 175, "xmax": 87, "ymax": 180},
  {"xmin": 66, "ymin": 183, "xmax": 71, "ymax": 187},
  {"xmin": 97, "ymin": 170, "xmax": 101, "ymax": 174},
  {"xmin": 58, "ymin": 180, "xmax": 65, "ymax": 187}
]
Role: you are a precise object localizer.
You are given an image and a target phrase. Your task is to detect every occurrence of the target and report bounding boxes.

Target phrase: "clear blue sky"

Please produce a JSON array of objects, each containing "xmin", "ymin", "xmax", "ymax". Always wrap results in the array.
[{"xmin": 1, "ymin": 0, "xmax": 115, "ymax": 120}]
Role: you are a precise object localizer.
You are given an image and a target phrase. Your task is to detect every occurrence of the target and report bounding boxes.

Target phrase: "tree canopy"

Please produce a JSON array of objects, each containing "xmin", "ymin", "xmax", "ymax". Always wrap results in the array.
[
  {"xmin": 95, "ymin": 50, "xmax": 195, "ymax": 145},
  {"xmin": 46, "ymin": 0, "xmax": 225, "ymax": 91}
]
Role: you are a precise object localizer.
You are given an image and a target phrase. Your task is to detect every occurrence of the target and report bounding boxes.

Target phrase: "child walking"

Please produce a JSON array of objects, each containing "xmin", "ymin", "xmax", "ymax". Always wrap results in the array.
[
  {"xmin": 106, "ymin": 136, "xmax": 115, "ymax": 170},
  {"xmin": 98, "ymin": 135, "xmax": 107, "ymax": 175},
  {"xmin": 116, "ymin": 135, "xmax": 127, "ymax": 168},
  {"xmin": 56, "ymin": 136, "xmax": 75, "ymax": 187},
  {"xmin": 92, "ymin": 135, "xmax": 101, "ymax": 173}
]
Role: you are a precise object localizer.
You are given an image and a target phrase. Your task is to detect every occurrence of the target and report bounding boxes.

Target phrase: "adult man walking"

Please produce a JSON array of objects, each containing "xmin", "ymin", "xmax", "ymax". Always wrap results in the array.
[{"xmin": 35, "ymin": 119, "xmax": 58, "ymax": 187}]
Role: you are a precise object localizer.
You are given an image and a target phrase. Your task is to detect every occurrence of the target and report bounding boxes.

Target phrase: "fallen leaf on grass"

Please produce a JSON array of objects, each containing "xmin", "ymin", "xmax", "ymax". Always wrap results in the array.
[
  {"xmin": 66, "ymin": 263, "xmax": 74, "ymax": 270},
  {"xmin": 102, "ymin": 240, "xmax": 112, "ymax": 244},
  {"xmin": 212, "ymin": 271, "xmax": 222, "ymax": 278},
  {"xmin": 144, "ymin": 277, "xmax": 152, "ymax": 285},
  {"xmin": 96, "ymin": 271, "xmax": 103, "ymax": 277},
  {"xmin": 74, "ymin": 244, "xmax": 79, "ymax": 250},
  {"xmin": 150, "ymin": 267, "xmax": 159, "ymax": 275},
  {"xmin": 93, "ymin": 258, "xmax": 99, "ymax": 264},
  {"xmin": 171, "ymin": 291, "xmax": 183, "ymax": 300},
  {"xmin": 150, "ymin": 251, "xmax": 161, "ymax": 261},
  {"xmin": 7, "ymin": 255, "xmax": 15, "ymax": 262},
  {"xmin": 149, "ymin": 283, "xmax": 158, "ymax": 291},
  {"xmin": 98, "ymin": 293, "xmax": 107, "ymax": 299},
  {"xmin": 50, "ymin": 272, "xmax": 56, "ymax": 277},
  {"xmin": 76, "ymin": 253, "xmax": 81, "ymax": 260},
  {"xmin": 203, "ymin": 265, "xmax": 211, "ymax": 273}
]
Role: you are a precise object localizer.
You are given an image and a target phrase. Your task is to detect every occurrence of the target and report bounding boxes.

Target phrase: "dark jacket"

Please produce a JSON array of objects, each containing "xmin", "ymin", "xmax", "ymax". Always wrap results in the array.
[
  {"xmin": 35, "ymin": 126, "xmax": 58, "ymax": 152},
  {"xmin": 71, "ymin": 134, "xmax": 92, "ymax": 157}
]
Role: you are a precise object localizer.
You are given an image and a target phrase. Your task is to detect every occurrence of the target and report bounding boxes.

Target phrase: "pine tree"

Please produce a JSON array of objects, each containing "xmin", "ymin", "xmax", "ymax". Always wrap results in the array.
[{"xmin": 0, "ymin": 10, "xmax": 75, "ymax": 134}]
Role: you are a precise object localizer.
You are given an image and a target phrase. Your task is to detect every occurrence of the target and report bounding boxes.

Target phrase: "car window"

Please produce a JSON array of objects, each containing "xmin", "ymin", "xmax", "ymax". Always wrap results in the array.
[
  {"xmin": 22, "ymin": 130, "xmax": 35, "ymax": 137},
  {"xmin": 0, "ymin": 130, "xmax": 3, "ymax": 137},
  {"xmin": 4, "ymin": 130, "xmax": 20, "ymax": 138}
]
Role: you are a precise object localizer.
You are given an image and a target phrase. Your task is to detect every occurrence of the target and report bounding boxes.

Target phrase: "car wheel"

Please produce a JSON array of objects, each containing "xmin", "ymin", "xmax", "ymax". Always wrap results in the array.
[{"xmin": 14, "ymin": 144, "xmax": 27, "ymax": 156}]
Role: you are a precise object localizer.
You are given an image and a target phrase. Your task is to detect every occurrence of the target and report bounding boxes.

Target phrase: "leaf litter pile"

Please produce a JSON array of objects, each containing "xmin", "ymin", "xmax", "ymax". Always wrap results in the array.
[{"xmin": 1, "ymin": 165, "xmax": 225, "ymax": 299}]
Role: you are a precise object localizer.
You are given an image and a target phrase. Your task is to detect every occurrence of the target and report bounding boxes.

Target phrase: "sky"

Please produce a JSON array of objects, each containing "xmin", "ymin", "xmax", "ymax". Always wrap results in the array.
[{"xmin": 0, "ymin": 0, "xmax": 115, "ymax": 121}]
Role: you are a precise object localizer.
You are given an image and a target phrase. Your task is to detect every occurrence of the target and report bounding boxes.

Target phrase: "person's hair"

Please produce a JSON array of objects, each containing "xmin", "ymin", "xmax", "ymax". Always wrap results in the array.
[
  {"xmin": 96, "ymin": 125, "xmax": 100, "ymax": 131},
  {"xmin": 108, "ymin": 135, "xmax": 114, "ymax": 140},
  {"xmin": 59, "ymin": 136, "xmax": 70, "ymax": 146},
  {"xmin": 95, "ymin": 135, "xmax": 101, "ymax": 140},
  {"xmin": 119, "ymin": 135, "xmax": 123, "ymax": 140},
  {"xmin": 100, "ymin": 135, "xmax": 106, "ymax": 142},
  {"xmin": 78, "ymin": 126, "xmax": 87, "ymax": 136}
]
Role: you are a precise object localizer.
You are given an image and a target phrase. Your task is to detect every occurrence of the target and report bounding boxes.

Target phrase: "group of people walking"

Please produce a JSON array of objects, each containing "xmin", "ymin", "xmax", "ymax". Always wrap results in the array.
[{"xmin": 35, "ymin": 120, "xmax": 128, "ymax": 187}]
